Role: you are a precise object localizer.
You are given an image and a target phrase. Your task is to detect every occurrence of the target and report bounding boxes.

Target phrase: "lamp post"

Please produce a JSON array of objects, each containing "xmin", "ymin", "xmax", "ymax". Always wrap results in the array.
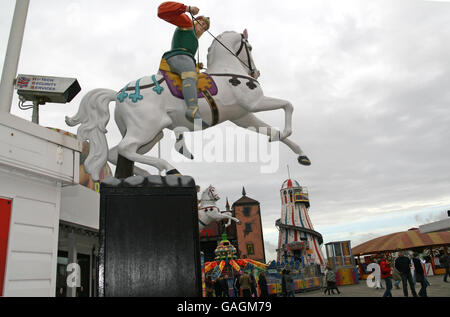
[{"xmin": 0, "ymin": 0, "xmax": 30, "ymax": 113}]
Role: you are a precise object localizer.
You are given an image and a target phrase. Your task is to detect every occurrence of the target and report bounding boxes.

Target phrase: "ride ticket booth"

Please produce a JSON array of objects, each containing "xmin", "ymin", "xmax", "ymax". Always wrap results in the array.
[{"xmin": 325, "ymin": 240, "xmax": 359, "ymax": 286}]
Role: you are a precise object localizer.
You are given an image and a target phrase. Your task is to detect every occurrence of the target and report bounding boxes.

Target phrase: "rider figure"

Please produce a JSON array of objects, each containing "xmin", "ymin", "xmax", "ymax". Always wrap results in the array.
[{"xmin": 158, "ymin": 2, "xmax": 210, "ymax": 127}]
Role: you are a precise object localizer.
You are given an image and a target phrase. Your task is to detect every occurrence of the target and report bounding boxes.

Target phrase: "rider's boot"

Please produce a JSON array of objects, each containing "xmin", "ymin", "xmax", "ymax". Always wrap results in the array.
[
  {"xmin": 181, "ymin": 73, "xmax": 210, "ymax": 129},
  {"xmin": 186, "ymin": 105, "xmax": 210, "ymax": 129}
]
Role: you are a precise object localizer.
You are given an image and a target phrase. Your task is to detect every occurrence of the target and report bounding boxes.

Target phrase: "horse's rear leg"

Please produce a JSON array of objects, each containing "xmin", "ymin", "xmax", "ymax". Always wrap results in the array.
[
  {"xmin": 117, "ymin": 124, "xmax": 179, "ymax": 174},
  {"xmin": 108, "ymin": 131, "xmax": 164, "ymax": 177},
  {"xmin": 232, "ymin": 113, "xmax": 311, "ymax": 166},
  {"xmin": 108, "ymin": 146, "xmax": 151, "ymax": 177}
]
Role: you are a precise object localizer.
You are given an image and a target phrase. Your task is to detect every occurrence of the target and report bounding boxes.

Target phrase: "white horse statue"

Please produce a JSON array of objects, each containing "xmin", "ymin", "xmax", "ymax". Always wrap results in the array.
[
  {"xmin": 198, "ymin": 185, "xmax": 239, "ymax": 230},
  {"xmin": 66, "ymin": 29, "xmax": 311, "ymax": 181}
]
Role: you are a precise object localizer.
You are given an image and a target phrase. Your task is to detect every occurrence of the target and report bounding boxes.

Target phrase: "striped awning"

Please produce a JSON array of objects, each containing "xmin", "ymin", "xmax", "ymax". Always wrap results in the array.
[{"xmin": 352, "ymin": 228, "xmax": 450, "ymax": 256}]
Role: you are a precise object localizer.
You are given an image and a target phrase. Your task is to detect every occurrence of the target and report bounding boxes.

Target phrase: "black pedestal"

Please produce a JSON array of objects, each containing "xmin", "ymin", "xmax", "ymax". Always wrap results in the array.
[{"xmin": 98, "ymin": 175, "xmax": 201, "ymax": 297}]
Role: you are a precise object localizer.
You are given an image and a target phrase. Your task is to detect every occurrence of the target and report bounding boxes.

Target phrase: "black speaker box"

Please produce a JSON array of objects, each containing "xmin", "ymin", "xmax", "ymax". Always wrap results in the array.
[{"xmin": 98, "ymin": 175, "xmax": 201, "ymax": 297}]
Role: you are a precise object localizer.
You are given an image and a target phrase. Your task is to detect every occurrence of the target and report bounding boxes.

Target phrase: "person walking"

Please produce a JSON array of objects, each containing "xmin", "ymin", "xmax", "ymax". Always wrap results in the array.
[
  {"xmin": 213, "ymin": 277, "xmax": 223, "ymax": 297},
  {"xmin": 380, "ymin": 256, "xmax": 393, "ymax": 297},
  {"xmin": 392, "ymin": 251, "xmax": 402, "ymax": 289},
  {"xmin": 323, "ymin": 266, "xmax": 331, "ymax": 295},
  {"xmin": 281, "ymin": 269, "xmax": 287, "ymax": 297},
  {"xmin": 250, "ymin": 270, "xmax": 258, "ymax": 297},
  {"xmin": 239, "ymin": 271, "xmax": 252, "ymax": 297},
  {"xmin": 394, "ymin": 251, "xmax": 417, "ymax": 297},
  {"xmin": 205, "ymin": 276, "xmax": 214, "ymax": 297},
  {"xmin": 257, "ymin": 271, "xmax": 269, "ymax": 297},
  {"xmin": 285, "ymin": 270, "xmax": 295, "ymax": 297},
  {"xmin": 281, "ymin": 269, "xmax": 294, "ymax": 297},
  {"xmin": 420, "ymin": 257, "xmax": 431, "ymax": 287},
  {"xmin": 233, "ymin": 273, "xmax": 241, "ymax": 297},
  {"xmin": 220, "ymin": 274, "xmax": 230, "ymax": 297},
  {"xmin": 439, "ymin": 251, "xmax": 449, "ymax": 283},
  {"xmin": 325, "ymin": 266, "xmax": 341, "ymax": 295},
  {"xmin": 324, "ymin": 267, "xmax": 333, "ymax": 295},
  {"xmin": 412, "ymin": 253, "xmax": 427, "ymax": 297},
  {"xmin": 392, "ymin": 265, "xmax": 402, "ymax": 289}
]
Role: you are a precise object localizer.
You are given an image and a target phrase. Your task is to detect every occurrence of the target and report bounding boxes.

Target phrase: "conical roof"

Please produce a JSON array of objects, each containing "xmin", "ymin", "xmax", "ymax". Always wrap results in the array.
[
  {"xmin": 225, "ymin": 197, "xmax": 230, "ymax": 211},
  {"xmin": 281, "ymin": 179, "xmax": 301, "ymax": 190}
]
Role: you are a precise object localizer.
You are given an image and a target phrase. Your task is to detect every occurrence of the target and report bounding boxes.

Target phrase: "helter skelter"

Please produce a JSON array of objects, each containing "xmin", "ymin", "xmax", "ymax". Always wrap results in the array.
[{"xmin": 276, "ymin": 177, "xmax": 325, "ymax": 268}]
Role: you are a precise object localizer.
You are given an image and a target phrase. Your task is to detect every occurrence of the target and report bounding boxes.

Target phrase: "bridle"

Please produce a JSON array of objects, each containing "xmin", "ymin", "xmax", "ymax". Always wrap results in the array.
[
  {"xmin": 208, "ymin": 186, "xmax": 219, "ymax": 201},
  {"xmin": 190, "ymin": 14, "xmax": 257, "ymax": 77},
  {"xmin": 235, "ymin": 34, "xmax": 255, "ymax": 76}
]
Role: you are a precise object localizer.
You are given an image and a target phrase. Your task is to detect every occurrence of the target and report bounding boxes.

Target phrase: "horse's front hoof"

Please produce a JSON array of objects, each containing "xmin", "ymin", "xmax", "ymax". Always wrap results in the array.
[{"xmin": 298, "ymin": 156, "xmax": 311, "ymax": 166}]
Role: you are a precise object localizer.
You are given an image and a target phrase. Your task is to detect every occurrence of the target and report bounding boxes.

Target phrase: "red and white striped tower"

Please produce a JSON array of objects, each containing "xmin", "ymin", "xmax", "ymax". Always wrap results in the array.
[{"xmin": 276, "ymin": 178, "xmax": 325, "ymax": 267}]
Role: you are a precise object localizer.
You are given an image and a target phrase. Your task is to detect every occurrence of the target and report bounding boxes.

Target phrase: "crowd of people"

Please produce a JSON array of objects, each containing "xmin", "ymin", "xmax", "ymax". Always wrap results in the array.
[
  {"xmin": 204, "ymin": 268, "xmax": 308, "ymax": 297},
  {"xmin": 204, "ymin": 270, "xmax": 269, "ymax": 298},
  {"xmin": 203, "ymin": 250, "xmax": 449, "ymax": 298},
  {"xmin": 367, "ymin": 249, "xmax": 449, "ymax": 297}
]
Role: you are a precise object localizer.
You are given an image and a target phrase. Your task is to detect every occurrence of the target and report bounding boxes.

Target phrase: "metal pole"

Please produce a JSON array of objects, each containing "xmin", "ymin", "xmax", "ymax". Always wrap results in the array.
[
  {"xmin": 0, "ymin": 0, "xmax": 30, "ymax": 113},
  {"xmin": 31, "ymin": 101, "xmax": 39, "ymax": 124}
]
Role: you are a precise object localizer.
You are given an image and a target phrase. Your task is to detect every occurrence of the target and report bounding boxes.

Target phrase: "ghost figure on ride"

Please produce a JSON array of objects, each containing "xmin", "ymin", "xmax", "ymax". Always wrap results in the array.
[
  {"xmin": 198, "ymin": 185, "xmax": 239, "ymax": 230},
  {"xmin": 65, "ymin": 2, "xmax": 311, "ymax": 182}
]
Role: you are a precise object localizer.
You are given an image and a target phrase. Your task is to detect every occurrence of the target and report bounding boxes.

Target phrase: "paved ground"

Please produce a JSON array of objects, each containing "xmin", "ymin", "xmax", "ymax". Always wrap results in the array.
[{"xmin": 295, "ymin": 275, "xmax": 450, "ymax": 297}]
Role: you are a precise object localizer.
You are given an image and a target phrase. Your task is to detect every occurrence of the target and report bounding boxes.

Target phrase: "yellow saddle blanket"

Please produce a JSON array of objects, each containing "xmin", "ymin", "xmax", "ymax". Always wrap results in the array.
[{"xmin": 159, "ymin": 59, "xmax": 217, "ymax": 99}]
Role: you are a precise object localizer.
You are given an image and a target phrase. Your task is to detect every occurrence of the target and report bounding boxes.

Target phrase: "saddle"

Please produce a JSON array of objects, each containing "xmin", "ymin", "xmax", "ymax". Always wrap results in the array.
[
  {"xmin": 116, "ymin": 60, "xmax": 221, "ymax": 126},
  {"xmin": 158, "ymin": 58, "xmax": 218, "ymax": 100}
]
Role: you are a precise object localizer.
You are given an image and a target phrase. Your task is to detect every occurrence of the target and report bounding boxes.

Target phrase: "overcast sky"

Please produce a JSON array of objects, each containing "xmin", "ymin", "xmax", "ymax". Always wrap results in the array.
[{"xmin": 1, "ymin": 0, "xmax": 450, "ymax": 261}]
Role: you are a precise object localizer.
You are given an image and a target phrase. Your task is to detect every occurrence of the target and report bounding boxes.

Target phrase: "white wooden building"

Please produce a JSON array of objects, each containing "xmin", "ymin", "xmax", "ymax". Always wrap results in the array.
[
  {"xmin": 0, "ymin": 1, "xmax": 102, "ymax": 297},
  {"xmin": 0, "ymin": 111, "xmax": 89, "ymax": 296}
]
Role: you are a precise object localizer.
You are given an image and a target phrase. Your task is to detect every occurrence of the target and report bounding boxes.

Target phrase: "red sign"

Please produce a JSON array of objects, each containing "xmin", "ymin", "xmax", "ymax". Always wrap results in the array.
[{"xmin": 0, "ymin": 198, "xmax": 12, "ymax": 296}]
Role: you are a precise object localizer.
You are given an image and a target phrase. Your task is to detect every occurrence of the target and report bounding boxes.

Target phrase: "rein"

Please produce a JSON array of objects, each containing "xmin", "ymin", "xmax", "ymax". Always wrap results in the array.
[{"xmin": 208, "ymin": 73, "xmax": 259, "ymax": 84}]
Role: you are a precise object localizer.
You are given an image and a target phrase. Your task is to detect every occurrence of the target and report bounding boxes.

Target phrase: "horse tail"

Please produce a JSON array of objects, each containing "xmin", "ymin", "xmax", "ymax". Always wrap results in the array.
[{"xmin": 65, "ymin": 88, "xmax": 117, "ymax": 181}]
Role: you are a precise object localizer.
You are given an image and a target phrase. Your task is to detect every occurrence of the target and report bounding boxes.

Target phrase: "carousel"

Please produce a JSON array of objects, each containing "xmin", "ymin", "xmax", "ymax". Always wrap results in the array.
[{"xmin": 203, "ymin": 234, "xmax": 267, "ymax": 296}]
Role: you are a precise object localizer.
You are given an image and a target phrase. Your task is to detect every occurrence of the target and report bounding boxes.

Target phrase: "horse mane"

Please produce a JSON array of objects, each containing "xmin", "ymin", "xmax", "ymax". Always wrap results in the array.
[{"xmin": 206, "ymin": 31, "xmax": 240, "ymax": 67}]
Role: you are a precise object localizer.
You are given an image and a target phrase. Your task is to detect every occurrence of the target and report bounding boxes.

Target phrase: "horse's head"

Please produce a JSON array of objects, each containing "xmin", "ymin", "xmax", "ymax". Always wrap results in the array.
[
  {"xmin": 238, "ymin": 29, "xmax": 260, "ymax": 79},
  {"xmin": 207, "ymin": 185, "xmax": 220, "ymax": 201},
  {"xmin": 201, "ymin": 184, "xmax": 220, "ymax": 203},
  {"xmin": 207, "ymin": 30, "xmax": 260, "ymax": 79}
]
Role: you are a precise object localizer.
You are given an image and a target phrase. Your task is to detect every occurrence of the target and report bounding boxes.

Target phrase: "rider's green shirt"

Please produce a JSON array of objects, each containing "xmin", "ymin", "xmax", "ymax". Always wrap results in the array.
[{"xmin": 162, "ymin": 27, "xmax": 198, "ymax": 63}]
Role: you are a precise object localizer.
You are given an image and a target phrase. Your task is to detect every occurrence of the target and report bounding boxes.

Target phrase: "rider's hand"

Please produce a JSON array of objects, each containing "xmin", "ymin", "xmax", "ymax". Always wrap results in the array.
[{"xmin": 187, "ymin": 6, "xmax": 199, "ymax": 15}]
